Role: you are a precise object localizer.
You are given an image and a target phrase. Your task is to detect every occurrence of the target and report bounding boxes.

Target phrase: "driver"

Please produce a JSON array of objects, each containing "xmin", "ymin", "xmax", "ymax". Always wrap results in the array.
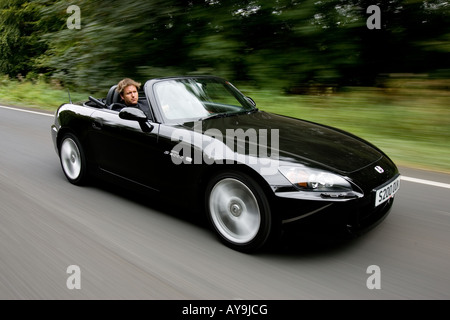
[{"xmin": 115, "ymin": 78, "xmax": 151, "ymax": 117}]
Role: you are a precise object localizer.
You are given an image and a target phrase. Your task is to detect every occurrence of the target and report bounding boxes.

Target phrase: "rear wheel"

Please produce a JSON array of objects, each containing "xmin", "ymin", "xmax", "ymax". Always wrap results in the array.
[
  {"xmin": 205, "ymin": 171, "xmax": 275, "ymax": 253},
  {"xmin": 59, "ymin": 133, "xmax": 88, "ymax": 185}
]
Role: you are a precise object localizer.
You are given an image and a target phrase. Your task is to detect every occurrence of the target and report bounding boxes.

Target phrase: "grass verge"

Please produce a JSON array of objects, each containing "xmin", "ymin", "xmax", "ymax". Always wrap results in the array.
[{"xmin": 0, "ymin": 77, "xmax": 90, "ymax": 111}]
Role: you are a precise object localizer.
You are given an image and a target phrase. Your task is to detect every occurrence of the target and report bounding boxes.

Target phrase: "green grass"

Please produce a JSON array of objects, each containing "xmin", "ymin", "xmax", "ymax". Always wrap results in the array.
[
  {"xmin": 0, "ymin": 77, "xmax": 91, "ymax": 111},
  {"xmin": 1, "ymin": 77, "xmax": 449, "ymax": 173}
]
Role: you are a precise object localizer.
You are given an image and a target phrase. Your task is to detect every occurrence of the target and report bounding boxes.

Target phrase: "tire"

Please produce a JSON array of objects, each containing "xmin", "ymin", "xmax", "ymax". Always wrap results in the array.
[
  {"xmin": 205, "ymin": 171, "xmax": 275, "ymax": 253},
  {"xmin": 59, "ymin": 133, "xmax": 88, "ymax": 185}
]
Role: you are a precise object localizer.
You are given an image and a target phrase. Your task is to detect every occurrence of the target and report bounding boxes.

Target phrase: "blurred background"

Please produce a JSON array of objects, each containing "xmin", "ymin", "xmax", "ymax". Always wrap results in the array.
[{"xmin": 0, "ymin": 0, "xmax": 449, "ymax": 171}]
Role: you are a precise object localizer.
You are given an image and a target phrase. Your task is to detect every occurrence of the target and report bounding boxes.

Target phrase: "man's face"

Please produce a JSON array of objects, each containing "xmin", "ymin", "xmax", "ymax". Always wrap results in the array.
[{"xmin": 121, "ymin": 85, "xmax": 139, "ymax": 105}]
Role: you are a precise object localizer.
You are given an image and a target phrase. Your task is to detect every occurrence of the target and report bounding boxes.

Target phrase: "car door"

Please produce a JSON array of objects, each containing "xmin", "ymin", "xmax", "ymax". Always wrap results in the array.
[{"xmin": 88, "ymin": 108, "xmax": 163, "ymax": 190}]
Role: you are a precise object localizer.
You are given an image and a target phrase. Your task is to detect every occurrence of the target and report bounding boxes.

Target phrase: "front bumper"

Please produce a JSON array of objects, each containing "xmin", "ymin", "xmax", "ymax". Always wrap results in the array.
[{"xmin": 272, "ymin": 155, "xmax": 400, "ymax": 233}]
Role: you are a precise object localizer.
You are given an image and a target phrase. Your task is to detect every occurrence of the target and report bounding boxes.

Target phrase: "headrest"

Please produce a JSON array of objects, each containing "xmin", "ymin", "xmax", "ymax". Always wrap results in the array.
[{"xmin": 106, "ymin": 85, "xmax": 121, "ymax": 107}]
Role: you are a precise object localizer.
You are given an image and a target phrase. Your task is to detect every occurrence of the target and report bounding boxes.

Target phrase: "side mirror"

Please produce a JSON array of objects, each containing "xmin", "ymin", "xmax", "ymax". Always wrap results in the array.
[
  {"xmin": 119, "ymin": 107, "xmax": 153, "ymax": 132},
  {"xmin": 119, "ymin": 107, "xmax": 147, "ymax": 122}
]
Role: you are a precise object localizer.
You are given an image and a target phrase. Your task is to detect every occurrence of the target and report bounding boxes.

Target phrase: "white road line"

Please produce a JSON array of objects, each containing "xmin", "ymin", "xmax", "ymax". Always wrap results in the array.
[
  {"xmin": 2, "ymin": 104, "xmax": 450, "ymax": 189},
  {"xmin": 401, "ymin": 176, "xmax": 450, "ymax": 189},
  {"xmin": 0, "ymin": 104, "xmax": 54, "ymax": 117}
]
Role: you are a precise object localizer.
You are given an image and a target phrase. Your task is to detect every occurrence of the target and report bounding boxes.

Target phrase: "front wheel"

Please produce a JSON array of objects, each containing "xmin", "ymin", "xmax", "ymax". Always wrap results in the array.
[
  {"xmin": 205, "ymin": 171, "xmax": 276, "ymax": 253},
  {"xmin": 59, "ymin": 133, "xmax": 88, "ymax": 185}
]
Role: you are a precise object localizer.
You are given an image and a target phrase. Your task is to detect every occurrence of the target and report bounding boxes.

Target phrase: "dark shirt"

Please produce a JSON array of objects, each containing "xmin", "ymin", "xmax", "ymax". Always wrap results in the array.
[
  {"xmin": 133, "ymin": 99, "xmax": 151, "ymax": 118},
  {"xmin": 113, "ymin": 99, "xmax": 151, "ymax": 119}
]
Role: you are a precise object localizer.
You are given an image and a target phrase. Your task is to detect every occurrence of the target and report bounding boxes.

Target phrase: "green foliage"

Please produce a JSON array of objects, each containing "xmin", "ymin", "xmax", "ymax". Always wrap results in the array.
[
  {"xmin": 0, "ymin": 0, "xmax": 48, "ymax": 75},
  {"xmin": 0, "ymin": 0, "xmax": 448, "ymax": 91},
  {"xmin": 37, "ymin": 0, "xmax": 187, "ymax": 90}
]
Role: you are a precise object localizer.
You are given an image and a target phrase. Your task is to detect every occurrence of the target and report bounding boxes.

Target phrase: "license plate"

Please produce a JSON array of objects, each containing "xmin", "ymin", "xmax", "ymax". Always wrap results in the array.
[{"xmin": 375, "ymin": 176, "xmax": 401, "ymax": 207}]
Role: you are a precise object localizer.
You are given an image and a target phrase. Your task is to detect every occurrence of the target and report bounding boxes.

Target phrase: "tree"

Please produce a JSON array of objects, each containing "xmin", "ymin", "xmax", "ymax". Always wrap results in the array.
[
  {"xmin": 6, "ymin": 0, "xmax": 447, "ymax": 91},
  {"xmin": 0, "ymin": 0, "xmax": 48, "ymax": 77},
  {"xmin": 38, "ymin": 0, "xmax": 187, "ymax": 90}
]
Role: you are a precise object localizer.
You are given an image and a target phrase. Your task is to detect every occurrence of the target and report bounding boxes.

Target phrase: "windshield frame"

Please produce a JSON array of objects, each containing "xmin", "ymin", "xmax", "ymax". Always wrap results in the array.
[{"xmin": 145, "ymin": 76, "xmax": 256, "ymax": 124}]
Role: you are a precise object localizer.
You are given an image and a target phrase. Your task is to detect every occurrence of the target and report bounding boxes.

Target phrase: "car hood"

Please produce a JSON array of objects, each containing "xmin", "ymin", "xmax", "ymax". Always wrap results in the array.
[{"xmin": 182, "ymin": 110, "xmax": 383, "ymax": 174}]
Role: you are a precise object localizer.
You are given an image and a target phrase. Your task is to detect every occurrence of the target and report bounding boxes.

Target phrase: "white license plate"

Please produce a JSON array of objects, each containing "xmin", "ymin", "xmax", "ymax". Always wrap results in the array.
[{"xmin": 375, "ymin": 176, "xmax": 401, "ymax": 207}]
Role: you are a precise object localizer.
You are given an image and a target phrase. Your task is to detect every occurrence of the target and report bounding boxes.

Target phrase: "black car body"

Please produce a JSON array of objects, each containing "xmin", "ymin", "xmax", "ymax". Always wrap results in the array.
[{"xmin": 51, "ymin": 76, "xmax": 400, "ymax": 252}]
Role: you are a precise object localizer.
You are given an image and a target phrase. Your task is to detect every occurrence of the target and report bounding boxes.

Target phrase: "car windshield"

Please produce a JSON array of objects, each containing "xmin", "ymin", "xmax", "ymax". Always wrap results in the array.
[{"xmin": 153, "ymin": 78, "xmax": 256, "ymax": 122}]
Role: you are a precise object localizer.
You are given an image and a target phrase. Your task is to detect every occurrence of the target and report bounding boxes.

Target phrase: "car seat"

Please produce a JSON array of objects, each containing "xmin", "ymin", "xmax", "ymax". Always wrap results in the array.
[{"xmin": 106, "ymin": 85, "xmax": 121, "ymax": 108}]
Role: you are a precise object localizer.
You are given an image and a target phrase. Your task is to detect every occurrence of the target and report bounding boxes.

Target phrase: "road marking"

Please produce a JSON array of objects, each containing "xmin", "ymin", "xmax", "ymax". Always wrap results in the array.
[
  {"xmin": 0, "ymin": 104, "xmax": 53, "ymax": 117},
  {"xmin": 2, "ymin": 104, "xmax": 450, "ymax": 189},
  {"xmin": 401, "ymin": 176, "xmax": 450, "ymax": 189}
]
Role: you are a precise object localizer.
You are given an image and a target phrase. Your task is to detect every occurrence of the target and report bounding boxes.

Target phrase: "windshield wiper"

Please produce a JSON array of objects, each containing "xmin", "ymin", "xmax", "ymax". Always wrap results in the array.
[
  {"xmin": 198, "ymin": 112, "xmax": 230, "ymax": 121},
  {"xmin": 198, "ymin": 108, "xmax": 258, "ymax": 121}
]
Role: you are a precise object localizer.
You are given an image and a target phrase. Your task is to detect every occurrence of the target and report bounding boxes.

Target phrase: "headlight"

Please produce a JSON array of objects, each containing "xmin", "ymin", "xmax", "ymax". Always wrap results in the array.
[{"xmin": 279, "ymin": 166, "xmax": 352, "ymax": 192}]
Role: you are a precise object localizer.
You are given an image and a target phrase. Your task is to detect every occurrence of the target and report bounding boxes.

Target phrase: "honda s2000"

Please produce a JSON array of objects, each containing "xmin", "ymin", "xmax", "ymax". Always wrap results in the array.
[{"xmin": 51, "ymin": 76, "xmax": 400, "ymax": 252}]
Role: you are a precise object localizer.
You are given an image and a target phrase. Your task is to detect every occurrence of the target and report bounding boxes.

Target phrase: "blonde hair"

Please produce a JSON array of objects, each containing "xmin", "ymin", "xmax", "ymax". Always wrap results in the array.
[{"xmin": 117, "ymin": 78, "xmax": 141, "ymax": 95}]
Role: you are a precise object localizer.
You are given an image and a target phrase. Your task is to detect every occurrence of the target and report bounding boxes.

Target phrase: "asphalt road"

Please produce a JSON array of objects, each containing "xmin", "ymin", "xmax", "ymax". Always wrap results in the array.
[{"xmin": 1, "ymin": 105, "xmax": 449, "ymax": 300}]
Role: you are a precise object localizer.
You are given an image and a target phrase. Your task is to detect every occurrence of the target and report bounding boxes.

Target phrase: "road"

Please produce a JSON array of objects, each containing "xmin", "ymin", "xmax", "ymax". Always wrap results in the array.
[{"xmin": 0, "ymin": 105, "xmax": 449, "ymax": 300}]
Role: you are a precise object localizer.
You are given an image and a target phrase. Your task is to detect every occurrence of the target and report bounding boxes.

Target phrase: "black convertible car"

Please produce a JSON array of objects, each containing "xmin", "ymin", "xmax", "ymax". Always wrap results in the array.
[{"xmin": 51, "ymin": 76, "xmax": 400, "ymax": 252}]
